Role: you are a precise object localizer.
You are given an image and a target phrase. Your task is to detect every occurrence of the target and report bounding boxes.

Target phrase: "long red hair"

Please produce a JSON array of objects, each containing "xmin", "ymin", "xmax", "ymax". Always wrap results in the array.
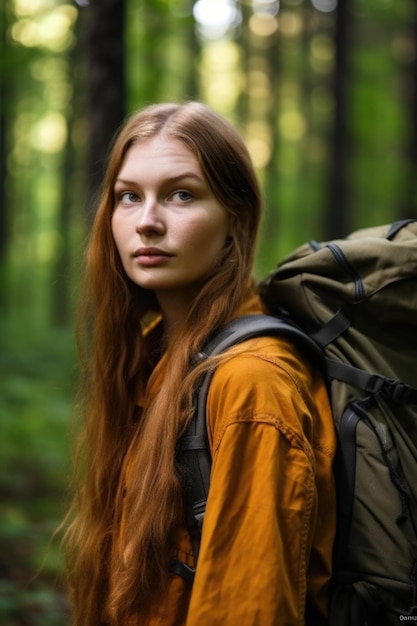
[{"xmin": 63, "ymin": 102, "xmax": 262, "ymax": 625}]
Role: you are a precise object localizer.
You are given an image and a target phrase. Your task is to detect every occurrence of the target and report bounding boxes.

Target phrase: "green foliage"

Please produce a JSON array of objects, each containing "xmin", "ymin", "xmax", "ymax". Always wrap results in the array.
[
  {"xmin": 0, "ymin": 315, "xmax": 75, "ymax": 624},
  {"xmin": 0, "ymin": 578, "xmax": 70, "ymax": 626}
]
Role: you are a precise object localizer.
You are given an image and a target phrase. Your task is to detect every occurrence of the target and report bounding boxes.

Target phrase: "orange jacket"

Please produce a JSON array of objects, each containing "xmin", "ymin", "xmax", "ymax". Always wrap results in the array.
[{"xmin": 113, "ymin": 294, "xmax": 336, "ymax": 625}]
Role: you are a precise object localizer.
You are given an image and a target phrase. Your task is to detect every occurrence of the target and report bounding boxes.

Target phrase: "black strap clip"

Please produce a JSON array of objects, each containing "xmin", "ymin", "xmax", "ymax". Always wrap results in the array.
[{"xmin": 170, "ymin": 560, "xmax": 196, "ymax": 584}]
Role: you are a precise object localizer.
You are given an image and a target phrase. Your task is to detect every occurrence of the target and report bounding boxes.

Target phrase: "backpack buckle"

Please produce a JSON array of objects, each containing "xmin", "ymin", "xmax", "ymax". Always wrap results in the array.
[
  {"xmin": 192, "ymin": 500, "xmax": 206, "ymax": 530},
  {"xmin": 381, "ymin": 379, "xmax": 410, "ymax": 403}
]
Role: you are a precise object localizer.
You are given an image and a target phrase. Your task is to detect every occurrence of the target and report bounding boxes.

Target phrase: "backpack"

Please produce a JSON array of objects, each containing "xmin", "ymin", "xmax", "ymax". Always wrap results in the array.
[{"xmin": 176, "ymin": 219, "xmax": 417, "ymax": 624}]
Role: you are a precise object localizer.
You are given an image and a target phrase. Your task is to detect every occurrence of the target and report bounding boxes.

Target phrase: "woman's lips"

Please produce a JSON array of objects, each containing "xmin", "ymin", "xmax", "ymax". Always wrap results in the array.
[{"xmin": 133, "ymin": 247, "xmax": 173, "ymax": 266}]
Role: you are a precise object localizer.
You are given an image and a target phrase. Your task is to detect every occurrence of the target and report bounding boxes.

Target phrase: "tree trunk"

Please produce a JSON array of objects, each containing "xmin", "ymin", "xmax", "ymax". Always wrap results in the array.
[
  {"xmin": 85, "ymin": 0, "xmax": 126, "ymax": 221},
  {"xmin": 400, "ymin": 3, "xmax": 417, "ymax": 219},
  {"xmin": 51, "ymin": 106, "xmax": 76, "ymax": 326},
  {"xmin": 325, "ymin": 0, "xmax": 350, "ymax": 238},
  {"xmin": 0, "ymin": 0, "xmax": 11, "ymax": 263}
]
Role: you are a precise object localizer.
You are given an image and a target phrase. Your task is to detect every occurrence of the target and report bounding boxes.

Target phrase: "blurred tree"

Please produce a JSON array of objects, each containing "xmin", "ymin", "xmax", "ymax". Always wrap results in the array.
[
  {"xmin": 85, "ymin": 0, "xmax": 126, "ymax": 220},
  {"xmin": 0, "ymin": 0, "xmax": 11, "ymax": 264},
  {"xmin": 241, "ymin": 1, "xmax": 283, "ymax": 270},
  {"xmin": 51, "ymin": 33, "xmax": 81, "ymax": 327},
  {"xmin": 401, "ymin": 5, "xmax": 417, "ymax": 218},
  {"xmin": 131, "ymin": 0, "xmax": 171, "ymax": 103},
  {"xmin": 326, "ymin": 0, "xmax": 351, "ymax": 238},
  {"xmin": 127, "ymin": 0, "xmax": 200, "ymax": 108},
  {"xmin": 183, "ymin": 0, "xmax": 201, "ymax": 99}
]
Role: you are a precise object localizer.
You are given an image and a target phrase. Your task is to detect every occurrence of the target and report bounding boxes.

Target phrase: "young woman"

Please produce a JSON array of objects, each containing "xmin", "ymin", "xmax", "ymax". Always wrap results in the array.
[{"xmin": 63, "ymin": 102, "xmax": 336, "ymax": 626}]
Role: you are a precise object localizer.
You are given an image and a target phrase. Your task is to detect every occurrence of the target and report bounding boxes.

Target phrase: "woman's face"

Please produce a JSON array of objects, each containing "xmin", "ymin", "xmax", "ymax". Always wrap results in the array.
[{"xmin": 112, "ymin": 135, "xmax": 230, "ymax": 309}]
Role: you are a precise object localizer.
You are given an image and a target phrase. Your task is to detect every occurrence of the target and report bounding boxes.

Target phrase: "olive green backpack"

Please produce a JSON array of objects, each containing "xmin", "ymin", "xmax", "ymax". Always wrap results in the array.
[{"xmin": 177, "ymin": 219, "xmax": 417, "ymax": 624}]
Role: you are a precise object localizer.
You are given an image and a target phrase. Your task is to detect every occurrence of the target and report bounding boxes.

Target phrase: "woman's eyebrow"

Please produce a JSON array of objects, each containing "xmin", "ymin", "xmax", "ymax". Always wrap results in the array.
[{"xmin": 114, "ymin": 172, "xmax": 205, "ymax": 187}]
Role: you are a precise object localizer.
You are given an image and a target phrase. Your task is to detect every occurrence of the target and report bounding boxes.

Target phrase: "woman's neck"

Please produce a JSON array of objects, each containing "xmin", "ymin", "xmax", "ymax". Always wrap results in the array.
[{"xmin": 156, "ymin": 291, "xmax": 193, "ymax": 345}]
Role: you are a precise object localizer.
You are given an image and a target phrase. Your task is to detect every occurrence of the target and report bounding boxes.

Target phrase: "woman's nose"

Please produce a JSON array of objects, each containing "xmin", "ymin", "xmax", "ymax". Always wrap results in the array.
[{"xmin": 136, "ymin": 199, "xmax": 166, "ymax": 237}]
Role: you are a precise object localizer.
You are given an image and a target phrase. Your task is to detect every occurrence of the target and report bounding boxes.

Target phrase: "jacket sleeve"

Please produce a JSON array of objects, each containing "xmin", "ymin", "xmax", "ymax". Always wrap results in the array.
[{"xmin": 185, "ymin": 339, "xmax": 336, "ymax": 626}]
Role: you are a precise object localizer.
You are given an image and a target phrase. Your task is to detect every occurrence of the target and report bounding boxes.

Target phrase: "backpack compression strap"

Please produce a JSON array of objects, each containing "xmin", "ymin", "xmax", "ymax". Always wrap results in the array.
[
  {"xmin": 325, "ymin": 359, "xmax": 417, "ymax": 404},
  {"xmin": 308, "ymin": 308, "xmax": 417, "ymax": 405},
  {"xmin": 176, "ymin": 314, "xmax": 324, "ymax": 567}
]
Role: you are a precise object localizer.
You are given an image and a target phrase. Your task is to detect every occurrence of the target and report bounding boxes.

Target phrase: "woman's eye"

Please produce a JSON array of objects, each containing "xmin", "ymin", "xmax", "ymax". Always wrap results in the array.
[
  {"xmin": 120, "ymin": 192, "xmax": 139, "ymax": 204},
  {"xmin": 171, "ymin": 190, "xmax": 193, "ymax": 202}
]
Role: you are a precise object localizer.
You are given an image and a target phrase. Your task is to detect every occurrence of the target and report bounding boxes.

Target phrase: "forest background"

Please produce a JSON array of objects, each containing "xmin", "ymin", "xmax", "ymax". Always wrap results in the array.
[{"xmin": 1, "ymin": 0, "xmax": 417, "ymax": 623}]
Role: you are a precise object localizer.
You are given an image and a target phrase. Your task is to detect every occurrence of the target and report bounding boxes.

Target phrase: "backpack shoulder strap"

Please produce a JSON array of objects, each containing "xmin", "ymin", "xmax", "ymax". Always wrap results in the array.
[
  {"xmin": 192, "ymin": 314, "xmax": 324, "ymax": 442},
  {"xmin": 177, "ymin": 313, "xmax": 324, "ymax": 563}
]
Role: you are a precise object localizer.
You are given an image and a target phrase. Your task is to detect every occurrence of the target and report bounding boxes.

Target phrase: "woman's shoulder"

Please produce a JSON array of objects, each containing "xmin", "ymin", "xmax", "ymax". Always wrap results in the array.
[
  {"xmin": 200, "ymin": 290, "xmax": 335, "ymax": 456},
  {"xmin": 209, "ymin": 337, "xmax": 325, "ymax": 417},
  {"xmin": 211, "ymin": 332, "xmax": 322, "ymax": 399}
]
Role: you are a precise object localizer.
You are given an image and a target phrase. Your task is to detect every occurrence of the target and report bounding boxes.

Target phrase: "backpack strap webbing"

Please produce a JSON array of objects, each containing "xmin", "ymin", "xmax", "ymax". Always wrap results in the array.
[{"xmin": 326, "ymin": 359, "xmax": 417, "ymax": 404}]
